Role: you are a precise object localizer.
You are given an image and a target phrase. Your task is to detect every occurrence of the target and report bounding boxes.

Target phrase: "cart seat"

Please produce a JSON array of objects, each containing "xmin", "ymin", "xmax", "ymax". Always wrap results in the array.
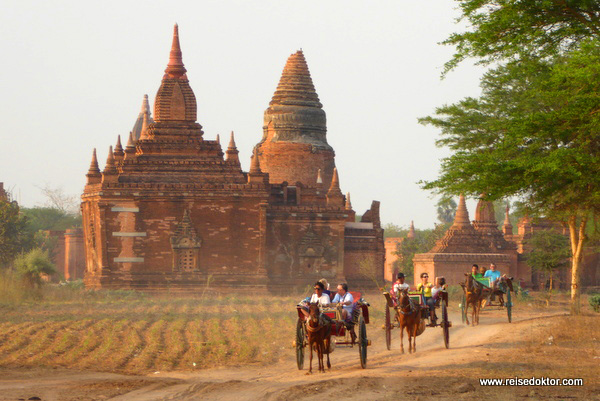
[
  {"xmin": 407, "ymin": 291, "xmax": 425, "ymax": 305},
  {"xmin": 475, "ymin": 277, "xmax": 491, "ymax": 288}
]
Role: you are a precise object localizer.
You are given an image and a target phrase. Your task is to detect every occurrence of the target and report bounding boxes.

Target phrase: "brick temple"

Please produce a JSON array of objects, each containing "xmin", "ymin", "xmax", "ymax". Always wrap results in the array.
[{"xmin": 81, "ymin": 25, "xmax": 384, "ymax": 291}]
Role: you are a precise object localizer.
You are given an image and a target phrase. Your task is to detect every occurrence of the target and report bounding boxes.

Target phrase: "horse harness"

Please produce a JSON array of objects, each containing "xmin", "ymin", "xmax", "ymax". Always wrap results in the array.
[{"xmin": 397, "ymin": 295, "xmax": 417, "ymax": 315}]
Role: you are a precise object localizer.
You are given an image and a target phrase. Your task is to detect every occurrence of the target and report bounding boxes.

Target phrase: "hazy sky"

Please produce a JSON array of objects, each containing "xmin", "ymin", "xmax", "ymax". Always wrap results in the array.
[{"xmin": 0, "ymin": 0, "xmax": 485, "ymax": 228}]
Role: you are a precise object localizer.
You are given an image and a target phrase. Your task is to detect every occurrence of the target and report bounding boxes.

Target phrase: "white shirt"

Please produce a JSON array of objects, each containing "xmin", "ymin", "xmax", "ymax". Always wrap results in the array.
[
  {"xmin": 309, "ymin": 293, "xmax": 331, "ymax": 307},
  {"xmin": 393, "ymin": 282, "xmax": 410, "ymax": 295}
]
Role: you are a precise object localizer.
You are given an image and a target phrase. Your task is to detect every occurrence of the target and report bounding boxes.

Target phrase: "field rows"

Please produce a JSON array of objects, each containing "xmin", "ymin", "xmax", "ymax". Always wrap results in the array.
[{"xmin": 0, "ymin": 293, "xmax": 386, "ymax": 374}]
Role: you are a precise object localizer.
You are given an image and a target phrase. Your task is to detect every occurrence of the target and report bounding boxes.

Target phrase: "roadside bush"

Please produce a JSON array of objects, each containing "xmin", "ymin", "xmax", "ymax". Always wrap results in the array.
[
  {"xmin": 589, "ymin": 294, "xmax": 600, "ymax": 312},
  {"xmin": 14, "ymin": 248, "xmax": 56, "ymax": 288}
]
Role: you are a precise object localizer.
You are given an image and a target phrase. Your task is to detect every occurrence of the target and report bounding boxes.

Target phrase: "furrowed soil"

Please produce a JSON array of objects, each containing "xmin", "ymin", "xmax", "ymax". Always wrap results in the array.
[{"xmin": 0, "ymin": 290, "xmax": 598, "ymax": 400}]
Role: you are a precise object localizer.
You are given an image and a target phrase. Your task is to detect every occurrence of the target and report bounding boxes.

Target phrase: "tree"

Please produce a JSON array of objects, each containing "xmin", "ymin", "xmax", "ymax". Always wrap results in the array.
[
  {"xmin": 14, "ymin": 248, "xmax": 56, "ymax": 288},
  {"xmin": 443, "ymin": 0, "xmax": 600, "ymax": 74},
  {"xmin": 436, "ymin": 197, "xmax": 457, "ymax": 224},
  {"xmin": 383, "ymin": 223, "xmax": 407, "ymax": 238},
  {"xmin": 0, "ymin": 200, "xmax": 30, "ymax": 267},
  {"xmin": 395, "ymin": 223, "xmax": 450, "ymax": 282},
  {"xmin": 424, "ymin": 1, "xmax": 600, "ymax": 314},
  {"xmin": 37, "ymin": 185, "xmax": 80, "ymax": 215},
  {"xmin": 525, "ymin": 230, "xmax": 571, "ymax": 303},
  {"xmin": 21, "ymin": 207, "xmax": 82, "ymax": 233}
]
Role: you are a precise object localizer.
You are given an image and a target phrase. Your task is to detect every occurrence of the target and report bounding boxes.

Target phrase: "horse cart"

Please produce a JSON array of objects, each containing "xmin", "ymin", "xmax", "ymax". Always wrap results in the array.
[
  {"xmin": 294, "ymin": 292, "xmax": 371, "ymax": 370},
  {"xmin": 460, "ymin": 276, "xmax": 513, "ymax": 324},
  {"xmin": 383, "ymin": 288, "xmax": 451, "ymax": 351}
]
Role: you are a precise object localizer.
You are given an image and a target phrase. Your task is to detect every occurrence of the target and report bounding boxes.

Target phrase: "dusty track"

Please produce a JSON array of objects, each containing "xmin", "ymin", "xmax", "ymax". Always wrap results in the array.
[{"xmin": 4, "ymin": 308, "xmax": 594, "ymax": 401}]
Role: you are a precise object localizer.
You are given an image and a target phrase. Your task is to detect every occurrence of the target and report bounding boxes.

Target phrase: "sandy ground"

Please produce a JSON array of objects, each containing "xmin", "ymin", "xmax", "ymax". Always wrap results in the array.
[{"xmin": 1, "ymin": 308, "xmax": 597, "ymax": 401}]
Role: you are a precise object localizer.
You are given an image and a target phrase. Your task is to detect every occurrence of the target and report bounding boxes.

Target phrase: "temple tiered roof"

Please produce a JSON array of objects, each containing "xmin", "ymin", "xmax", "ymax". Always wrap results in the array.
[{"xmin": 430, "ymin": 194, "xmax": 492, "ymax": 253}]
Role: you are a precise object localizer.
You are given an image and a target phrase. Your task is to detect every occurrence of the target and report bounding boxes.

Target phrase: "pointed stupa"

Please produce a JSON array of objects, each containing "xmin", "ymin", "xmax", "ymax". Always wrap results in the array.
[
  {"xmin": 407, "ymin": 221, "xmax": 416, "ymax": 239},
  {"xmin": 503, "ymin": 204, "xmax": 513, "ymax": 235},
  {"xmin": 86, "ymin": 149, "xmax": 101, "ymax": 184},
  {"xmin": 256, "ymin": 49, "xmax": 335, "ymax": 187},
  {"xmin": 249, "ymin": 151, "xmax": 262, "ymax": 174},
  {"xmin": 326, "ymin": 168, "xmax": 344, "ymax": 206},
  {"xmin": 154, "ymin": 24, "xmax": 197, "ymax": 123},
  {"xmin": 269, "ymin": 50, "xmax": 322, "ymax": 108},
  {"xmin": 124, "ymin": 132, "xmax": 136, "ymax": 159},
  {"xmin": 87, "ymin": 149, "xmax": 100, "ymax": 175},
  {"xmin": 140, "ymin": 112, "xmax": 150, "ymax": 140},
  {"xmin": 131, "ymin": 95, "xmax": 154, "ymax": 141},
  {"xmin": 216, "ymin": 134, "xmax": 221, "ymax": 145},
  {"xmin": 473, "ymin": 194, "xmax": 514, "ymax": 251},
  {"xmin": 345, "ymin": 192, "xmax": 352, "ymax": 210},
  {"xmin": 429, "ymin": 195, "xmax": 492, "ymax": 253},
  {"xmin": 113, "ymin": 135, "xmax": 124, "ymax": 160},
  {"xmin": 164, "ymin": 24, "xmax": 187, "ymax": 79},
  {"xmin": 225, "ymin": 131, "xmax": 240, "ymax": 164},
  {"xmin": 102, "ymin": 146, "xmax": 117, "ymax": 175}
]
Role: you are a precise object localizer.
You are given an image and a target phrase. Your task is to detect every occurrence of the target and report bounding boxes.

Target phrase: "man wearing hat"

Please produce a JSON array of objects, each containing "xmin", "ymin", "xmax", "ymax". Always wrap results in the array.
[{"xmin": 392, "ymin": 272, "xmax": 411, "ymax": 304}]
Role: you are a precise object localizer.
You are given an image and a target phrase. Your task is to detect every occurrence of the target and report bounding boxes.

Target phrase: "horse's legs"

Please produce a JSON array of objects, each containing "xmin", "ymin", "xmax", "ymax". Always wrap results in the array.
[
  {"xmin": 411, "ymin": 321, "xmax": 418, "ymax": 353},
  {"xmin": 465, "ymin": 301, "xmax": 470, "ymax": 326},
  {"xmin": 308, "ymin": 341, "xmax": 313, "ymax": 374},
  {"xmin": 325, "ymin": 338, "xmax": 331, "ymax": 369},
  {"xmin": 399, "ymin": 324, "xmax": 405, "ymax": 354}
]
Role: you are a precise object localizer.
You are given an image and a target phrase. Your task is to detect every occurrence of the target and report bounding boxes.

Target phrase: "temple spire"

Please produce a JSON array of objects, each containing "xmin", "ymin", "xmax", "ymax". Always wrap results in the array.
[
  {"xmin": 103, "ymin": 146, "xmax": 117, "ymax": 175},
  {"xmin": 225, "ymin": 131, "xmax": 240, "ymax": 165},
  {"xmin": 408, "ymin": 221, "xmax": 415, "ymax": 238},
  {"xmin": 345, "ymin": 192, "xmax": 352, "ymax": 210},
  {"xmin": 131, "ymin": 94, "xmax": 153, "ymax": 141},
  {"xmin": 452, "ymin": 194, "xmax": 471, "ymax": 229},
  {"xmin": 164, "ymin": 24, "xmax": 187, "ymax": 79},
  {"xmin": 249, "ymin": 151, "xmax": 262, "ymax": 174},
  {"xmin": 86, "ymin": 149, "xmax": 101, "ymax": 184},
  {"xmin": 125, "ymin": 132, "xmax": 136, "ymax": 159},
  {"xmin": 326, "ymin": 168, "xmax": 344, "ymax": 206},
  {"xmin": 270, "ymin": 50, "xmax": 322, "ymax": 108},
  {"xmin": 503, "ymin": 204, "xmax": 513, "ymax": 235},
  {"xmin": 114, "ymin": 135, "xmax": 124, "ymax": 160},
  {"xmin": 140, "ymin": 111, "xmax": 150, "ymax": 140},
  {"xmin": 88, "ymin": 149, "xmax": 100, "ymax": 173}
]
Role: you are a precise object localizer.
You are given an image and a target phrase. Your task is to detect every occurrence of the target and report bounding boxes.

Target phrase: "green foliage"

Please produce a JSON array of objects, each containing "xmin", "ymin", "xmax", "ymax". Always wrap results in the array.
[
  {"xmin": 22, "ymin": 207, "xmax": 81, "ymax": 233},
  {"xmin": 394, "ymin": 223, "xmax": 450, "ymax": 281},
  {"xmin": 383, "ymin": 223, "xmax": 407, "ymax": 238},
  {"xmin": 0, "ymin": 200, "xmax": 31, "ymax": 266},
  {"xmin": 443, "ymin": 0, "xmax": 600, "ymax": 73},
  {"xmin": 14, "ymin": 248, "xmax": 57, "ymax": 288},
  {"xmin": 589, "ymin": 294, "xmax": 600, "ymax": 312},
  {"xmin": 525, "ymin": 231, "xmax": 571, "ymax": 276},
  {"xmin": 436, "ymin": 197, "xmax": 457, "ymax": 224}
]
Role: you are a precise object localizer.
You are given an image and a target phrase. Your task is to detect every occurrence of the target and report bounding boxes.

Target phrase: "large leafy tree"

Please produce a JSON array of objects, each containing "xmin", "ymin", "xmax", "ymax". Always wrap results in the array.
[
  {"xmin": 423, "ymin": 1, "xmax": 600, "ymax": 313},
  {"xmin": 0, "ymin": 200, "xmax": 30, "ymax": 267},
  {"xmin": 525, "ymin": 230, "xmax": 571, "ymax": 293}
]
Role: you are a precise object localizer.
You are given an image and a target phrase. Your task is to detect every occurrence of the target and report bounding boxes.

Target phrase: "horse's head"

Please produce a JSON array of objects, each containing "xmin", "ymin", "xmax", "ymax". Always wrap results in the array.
[
  {"xmin": 398, "ymin": 289, "xmax": 410, "ymax": 307},
  {"xmin": 308, "ymin": 302, "xmax": 320, "ymax": 323}
]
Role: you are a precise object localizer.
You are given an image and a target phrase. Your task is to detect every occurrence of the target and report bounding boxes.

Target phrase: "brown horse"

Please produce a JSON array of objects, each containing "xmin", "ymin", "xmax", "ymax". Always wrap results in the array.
[
  {"xmin": 462, "ymin": 273, "xmax": 482, "ymax": 326},
  {"xmin": 396, "ymin": 289, "xmax": 421, "ymax": 354},
  {"xmin": 306, "ymin": 303, "xmax": 332, "ymax": 374}
]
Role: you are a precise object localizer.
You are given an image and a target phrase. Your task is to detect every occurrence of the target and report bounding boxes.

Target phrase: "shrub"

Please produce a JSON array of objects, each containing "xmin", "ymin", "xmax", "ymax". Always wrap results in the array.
[
  {"xmin": 589, "ymin": 294, "xmax": 600, "ymax": 313},
  {"xmin": 14, "ymin": 248, "xmax": 56, "ymax": 288}
]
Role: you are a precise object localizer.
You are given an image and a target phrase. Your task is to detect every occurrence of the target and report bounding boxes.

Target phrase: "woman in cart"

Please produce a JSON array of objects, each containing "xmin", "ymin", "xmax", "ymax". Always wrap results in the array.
[{"xmin": 417, "ymin": 272, "xmax": 436, "ymax": 326}]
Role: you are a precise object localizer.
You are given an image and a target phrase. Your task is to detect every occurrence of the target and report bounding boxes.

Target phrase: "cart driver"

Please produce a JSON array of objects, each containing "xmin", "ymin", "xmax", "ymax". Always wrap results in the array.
[
  {"xmin": 332, "ymin": 283, "xmax": 354, "ymax": 321},
  {"xmin": 392, "ymin": 273, "xmax": 410, "ymax": 305}
]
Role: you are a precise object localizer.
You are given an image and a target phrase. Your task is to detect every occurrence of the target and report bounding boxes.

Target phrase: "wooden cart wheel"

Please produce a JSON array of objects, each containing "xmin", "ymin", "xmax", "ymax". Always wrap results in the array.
[
  {"xmin": 385, "ymin": 305, "xmax": 392, "ymax": 351},
  {"xmin": 461, "ymin": 292, "xmax": 467, "ymax": 324},
  {"xmin": 506, "ymin": 289, "xmax": 512, "ymax": 323},
  {"xmin": 442, "ymin": 301, "xmax": 450, "ymax": 349},
  {"xmin": 296, "ymin": 318, "xmax": 305, "ymax": 370},
  {"xmin": 358, "ymin": 315, "xmax": 367, "ymax": 369}
]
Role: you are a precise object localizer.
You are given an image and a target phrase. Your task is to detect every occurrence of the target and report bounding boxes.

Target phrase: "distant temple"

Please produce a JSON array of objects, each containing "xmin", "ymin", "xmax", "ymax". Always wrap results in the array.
[
  {"xmin": 81, "ymin": 25, "xmax": 384, "ymax": 290},
  {"xmin": 412, "ymin": 194, "xmax": 600, "ymax": 289}
]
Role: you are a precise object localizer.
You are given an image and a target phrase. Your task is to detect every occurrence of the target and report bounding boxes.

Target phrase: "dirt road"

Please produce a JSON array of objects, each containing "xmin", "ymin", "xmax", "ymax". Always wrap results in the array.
[{"xmin": 1, "ymin": 309, "xmax": 595, "ymax": 401}]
